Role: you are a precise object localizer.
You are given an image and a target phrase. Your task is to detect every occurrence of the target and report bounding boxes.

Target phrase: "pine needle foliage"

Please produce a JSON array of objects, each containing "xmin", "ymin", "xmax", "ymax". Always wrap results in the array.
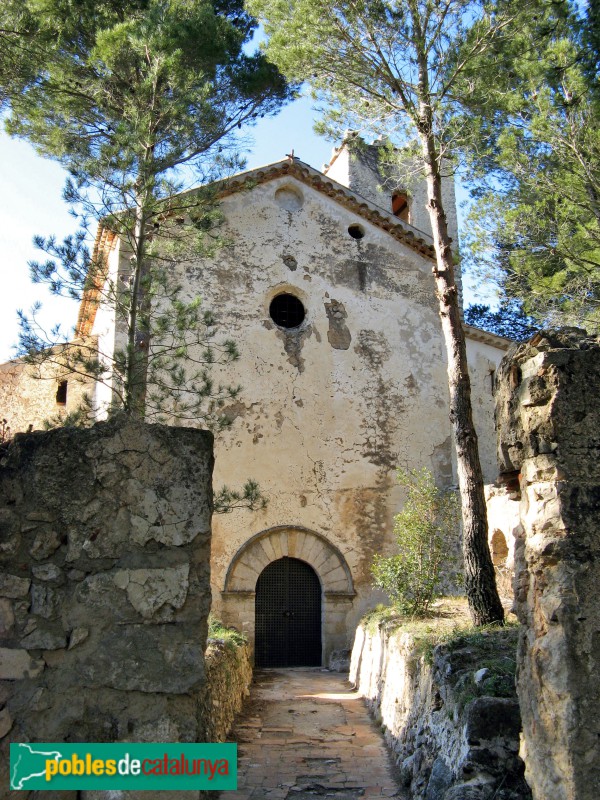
[
  {"xmin": 1, "ymin": 0, "xmax": 293, "ymax": 422},
  {"xmin": 459, "ymin": 0, "xmax": 600, "ymax": 331}
]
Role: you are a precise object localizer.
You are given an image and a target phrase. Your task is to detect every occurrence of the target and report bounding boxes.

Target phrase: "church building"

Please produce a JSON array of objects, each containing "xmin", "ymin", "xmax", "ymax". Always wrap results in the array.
[{"xmin": 0, "ymin": 139, "xmax": 510, "ymax": 667}]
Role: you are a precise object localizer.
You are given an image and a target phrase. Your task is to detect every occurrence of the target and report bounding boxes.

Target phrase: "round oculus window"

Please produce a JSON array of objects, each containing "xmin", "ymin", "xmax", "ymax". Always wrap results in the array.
[{"xmin": 269, "ymin": 293, "xmax": 306, "ymax": 329}]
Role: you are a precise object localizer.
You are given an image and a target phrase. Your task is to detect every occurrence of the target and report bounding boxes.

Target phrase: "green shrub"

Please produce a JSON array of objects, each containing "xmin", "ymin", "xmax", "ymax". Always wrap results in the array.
[
  {"xmin": 372, "ymin": 468, "xmax": 460, "ymax": 617},
  {"xmin": 207, "ymin": 613, "xmax": 247, "ymax": 649}
]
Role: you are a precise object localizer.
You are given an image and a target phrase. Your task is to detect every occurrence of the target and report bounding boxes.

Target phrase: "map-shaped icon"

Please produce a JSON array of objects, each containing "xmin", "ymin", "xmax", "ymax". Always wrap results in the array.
[{"xmin": 11, "ymin": 743, "xmax": 63, "ymax": 790}]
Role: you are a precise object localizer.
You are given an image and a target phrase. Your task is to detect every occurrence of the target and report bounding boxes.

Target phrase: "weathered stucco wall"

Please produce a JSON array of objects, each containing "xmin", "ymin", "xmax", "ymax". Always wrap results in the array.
[
  {"xmin": 496, "ymin": 329, "xmax": 600, "ymax": 800},
  {"xmin": 466, "ymin": 332, "xmax": 510, "ymax": 484},
  {"xmin": 85, "ymin": 160, "xmax": 506, "ymax": 664},
  {"xmin": 0, "ymin": 342, "xmax": 97, "ymax": 436},
  {"xmin": 173, "ymin": 172, "xmax": 457, "ymax": 662},
  {"xmin": 0, "ymin": 417, "xmax": 214, "ymax": 792},
  {"xmin": 350, "ymin": 618, "xmax": 530, "ymax": 800}
]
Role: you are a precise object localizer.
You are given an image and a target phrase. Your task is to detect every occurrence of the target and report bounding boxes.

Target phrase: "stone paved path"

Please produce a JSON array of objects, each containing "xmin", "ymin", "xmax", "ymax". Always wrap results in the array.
[{"xmin": 220, "ymin": 668, "xmax": 407, "ymax": 800}]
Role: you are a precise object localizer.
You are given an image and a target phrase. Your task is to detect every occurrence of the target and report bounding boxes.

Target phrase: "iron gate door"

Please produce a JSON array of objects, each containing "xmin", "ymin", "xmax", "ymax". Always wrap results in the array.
[{"xmin": 255, "ymin": 557, "xmax": 322, "ymax": 667}]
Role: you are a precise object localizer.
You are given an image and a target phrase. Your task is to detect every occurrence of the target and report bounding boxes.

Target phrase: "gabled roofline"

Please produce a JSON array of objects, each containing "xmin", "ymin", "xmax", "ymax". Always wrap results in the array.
[
  {"xmin": 217, "ymin": 156, "xmax": 436, "ymax": 259},
  {"xmin": 77, "ymin": 156, "xmax": 438, "ymax": 337},
  {"xmin": 76, "ymin": 158, "xmax": 511, "ymax": 356}
]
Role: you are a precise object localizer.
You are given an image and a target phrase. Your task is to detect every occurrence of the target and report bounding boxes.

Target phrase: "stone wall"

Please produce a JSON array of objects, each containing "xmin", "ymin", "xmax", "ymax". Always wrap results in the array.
[
  {"xmin": 0, "ymin": 417, "xmax": 214, "ymax": 794},
  {"xmin": 485, "ymin": 484, "xmax": 521, "ymax": 601},
  {"xmin": 350, "ymin": 618, "xmax": 530, "ymax": 800},
  {"xmin": 199, "ymin": 638, "xmax": 252, "ymax": 743},
  {"xmin": 0, "ymin": 340, "xmax": 98, "ymax": 436},
  {"xmin": 495, "ymin": 329, "xmax": 600, "ymax": 800}
]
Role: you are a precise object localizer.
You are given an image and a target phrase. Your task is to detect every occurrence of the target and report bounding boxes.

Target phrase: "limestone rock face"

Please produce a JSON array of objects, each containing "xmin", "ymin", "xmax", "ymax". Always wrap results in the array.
[
  {"xmin": 0, "ymin": 416, "xmax": 214, "ymax": 787},
  {"xmin": 496, "ymin": 330, "xmax": 600, "ymax": 800}
]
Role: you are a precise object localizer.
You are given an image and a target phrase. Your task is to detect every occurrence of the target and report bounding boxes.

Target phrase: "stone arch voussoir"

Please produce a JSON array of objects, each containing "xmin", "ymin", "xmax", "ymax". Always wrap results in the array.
[{"xmin": 223, "ymin": 525, "xmax": 354, "ymax": 596}]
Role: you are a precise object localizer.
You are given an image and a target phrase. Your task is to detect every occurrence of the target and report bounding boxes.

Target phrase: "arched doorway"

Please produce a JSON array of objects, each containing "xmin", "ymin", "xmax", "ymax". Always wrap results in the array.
[{"xmin": 255, "ymin": 557, "xmax": 322, "ymax": 667}]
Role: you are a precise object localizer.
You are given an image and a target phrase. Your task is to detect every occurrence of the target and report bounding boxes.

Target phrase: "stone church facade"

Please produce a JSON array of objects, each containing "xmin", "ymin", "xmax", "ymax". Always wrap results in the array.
[{"xmin": 0, "ymin": 141, "xmax": 509, "ymax": 666}]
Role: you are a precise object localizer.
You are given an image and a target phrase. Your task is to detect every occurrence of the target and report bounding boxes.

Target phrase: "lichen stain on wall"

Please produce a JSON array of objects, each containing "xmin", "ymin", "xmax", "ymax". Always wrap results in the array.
[
  {"xmin": 274, "ymin": 324, "xmax": 314, "ymax": 372},
  {"xmin": 335, "ymin": 481, "xmax": 394, "ymax": 587}
]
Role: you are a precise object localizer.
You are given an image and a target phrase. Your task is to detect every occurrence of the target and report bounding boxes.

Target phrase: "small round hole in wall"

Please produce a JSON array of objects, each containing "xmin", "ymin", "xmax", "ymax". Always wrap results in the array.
[
  {"xmin": 269, "ymin": 293, "xmax": 306, "ymax": 329},
  {"xmin": 348, "ymin": 224, "xmax": 365, "ymax": 240}
]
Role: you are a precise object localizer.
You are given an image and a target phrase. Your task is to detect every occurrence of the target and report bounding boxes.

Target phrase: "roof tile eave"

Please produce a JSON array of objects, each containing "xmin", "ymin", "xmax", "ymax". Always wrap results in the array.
[
  {"xmin": 216, "ymin": 157, "xmax": 436, "ymax": 260},
  {"xmin": 463, "ymin": 324, "xmax": 513, "ymax": 350}
]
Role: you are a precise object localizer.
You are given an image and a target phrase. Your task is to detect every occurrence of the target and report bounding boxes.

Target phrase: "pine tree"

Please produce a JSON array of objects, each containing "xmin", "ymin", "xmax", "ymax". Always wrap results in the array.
[
  {"xmin": 460, "ymin": 1, "xmax": 600, "ymax": 331},
  {"xmin": 1, "ymin": 0, "xmax": 293, "ymax": 421},
  {"xmin": 464, "ymin": 301, "xmax": 538, "ymax": 342},
  {"xmin": 247, "ymin": 0, "xmax": 507, "ymax": 624}
]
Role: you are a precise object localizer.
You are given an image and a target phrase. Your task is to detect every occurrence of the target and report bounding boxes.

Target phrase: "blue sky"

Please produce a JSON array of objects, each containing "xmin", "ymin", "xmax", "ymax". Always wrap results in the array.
[
  {"xmin": 0, "ymin": 93, "xmax": 486, "ymax": 363},
  {"xmin": 0, "ymin": 95, "xmax": 335, "ymax": 363}
]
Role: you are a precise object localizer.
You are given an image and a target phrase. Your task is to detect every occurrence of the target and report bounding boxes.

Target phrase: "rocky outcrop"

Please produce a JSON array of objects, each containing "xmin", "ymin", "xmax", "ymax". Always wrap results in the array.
[
  {"xmin": 0, "ymin": 417, "xmax": 214, "ymax": 792},
  {"xmin": 496, "ymin": 329, "xmax": 600, "ymax": 800},
  {"xmin": 350, "ymin": 618, "xmax": 529, "ymax": 800}
]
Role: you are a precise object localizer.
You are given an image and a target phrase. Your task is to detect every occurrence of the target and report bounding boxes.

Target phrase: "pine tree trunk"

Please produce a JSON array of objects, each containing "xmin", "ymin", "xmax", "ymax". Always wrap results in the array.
[
  {"xmin": 124, "ymin": 195, "xmax": 150, "ymax": 419},
  {"xmin": 419, "ymin": 133, "xmax": 504, "ymax": 626}
]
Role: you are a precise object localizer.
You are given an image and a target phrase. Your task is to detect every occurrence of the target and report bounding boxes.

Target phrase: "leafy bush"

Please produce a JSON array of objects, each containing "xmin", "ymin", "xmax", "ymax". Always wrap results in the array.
[{"xmin": 372, "ymin": 468, "xmax": 460, "ymax": 617}]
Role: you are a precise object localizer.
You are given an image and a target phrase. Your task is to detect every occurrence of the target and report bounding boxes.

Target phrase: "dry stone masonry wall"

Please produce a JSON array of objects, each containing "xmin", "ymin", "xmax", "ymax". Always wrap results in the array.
[
  {"xmin": 350, "ymin": 620, "xmax": 529, "ymax": 800},
  {"xmin": 0, "ymin": 417, "xmax": 214, "ymax": 793},
  {"xmin": 199, "ymin": 639, "xmax": 252, "ymax": 743},
  {"xmin": 495, "ymin": 329, "xmax": 600, "ymax": 800}
]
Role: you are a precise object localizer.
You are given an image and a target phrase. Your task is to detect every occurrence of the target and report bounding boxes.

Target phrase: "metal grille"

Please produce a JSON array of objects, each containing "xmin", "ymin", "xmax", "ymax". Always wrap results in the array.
[
  {"xmin": 255, "ymin": 557, "xmax": 322, "ymax": 667},
  {"xmin": 269, "ymin": 293, "xmax": 306, "ymax": 329}
]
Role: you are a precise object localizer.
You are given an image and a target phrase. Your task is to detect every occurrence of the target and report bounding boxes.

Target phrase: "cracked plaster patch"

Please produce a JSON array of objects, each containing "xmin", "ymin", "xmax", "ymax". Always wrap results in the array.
[{"xmin": 325, "ymin": 300, "xmax": 352, "ymax": 350}]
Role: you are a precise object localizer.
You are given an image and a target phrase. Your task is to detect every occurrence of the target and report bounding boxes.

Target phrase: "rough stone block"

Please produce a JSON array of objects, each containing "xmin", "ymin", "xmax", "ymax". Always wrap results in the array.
[
  {"xmin": 0, "ymin": 597, "xmax": 15, "ymax": 636},
  {"xmin": 29, "ymin": 528, "xmax": 62, "ymax": 560},
  {"xmin": 20, "ymin": 627, "xmax": 67, "ymax": 651},
  {"xmin": 31, "ymin": 564, "xmax": 63, "ymax": 582},
  {"xmin": 0, "ymin": 647, "xmax": 44, "ymax": 679},
  {"xmin": 114, "ymin": 565, "xmax": 190, "ymax": 619},
  {"xmin": 465, "ymin": 698, "xmax": 521, "ymax": 744},
  {"xmin": 0, "ymin": 706, "xmax": 13, "ymax": 738},
  {"xmin": 425, "ymin": 756, "xmax": 452, "ymax": 800},
  {"xmin": 75, "ymin": 625, "xmax": 206, "ymax": 694},
  {"xmin": 0, "ymin": 574, "xmax": 30, "ymax": 598}
]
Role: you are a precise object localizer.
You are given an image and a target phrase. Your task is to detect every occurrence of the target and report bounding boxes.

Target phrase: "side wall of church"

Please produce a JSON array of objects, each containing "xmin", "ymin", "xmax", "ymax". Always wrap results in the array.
[
  {"xmin": 466, "ymin": 335, "xmax": 508, "ymax": 484},
  {"xmin": 0, "ymin": 346, "xmax": 96, "ymax": 437}
]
